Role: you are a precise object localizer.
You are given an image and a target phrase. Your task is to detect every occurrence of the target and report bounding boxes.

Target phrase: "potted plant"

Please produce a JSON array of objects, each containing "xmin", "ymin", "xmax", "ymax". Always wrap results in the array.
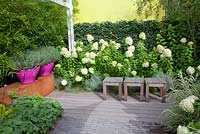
[
  {"xmin": 38, "ymin": 46, "xmax": 60, "ymax": 76},
  {"xmin": 11, "ymin": 50, "xmax": 41, "ymax": 84}
]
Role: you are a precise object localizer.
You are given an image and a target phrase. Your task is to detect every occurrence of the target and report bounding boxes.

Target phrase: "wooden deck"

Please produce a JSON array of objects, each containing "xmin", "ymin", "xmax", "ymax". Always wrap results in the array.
[{"xmin": 48, "ymin": 91, "xmax": 168, "ymax": 134}]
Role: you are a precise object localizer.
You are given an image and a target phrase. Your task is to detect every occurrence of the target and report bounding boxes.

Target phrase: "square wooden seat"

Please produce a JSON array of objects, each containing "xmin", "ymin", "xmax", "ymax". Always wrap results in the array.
[
  {"xmin": 145, "ymin": 78, "xmax": 167, "ymax": 103},
  {"xmin": 103, "ymin": 77, "xmax": 123, "ymax": 100},
  {"xmin": 124, "ymin": 77, "xmax": 144, "ymax": 101}
]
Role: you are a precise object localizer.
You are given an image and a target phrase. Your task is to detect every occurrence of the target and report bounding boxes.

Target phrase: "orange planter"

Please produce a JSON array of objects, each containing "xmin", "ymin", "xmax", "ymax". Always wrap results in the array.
[{"xmin": 0, "ymin": 74, "xmax": 55, "ymax": 104}]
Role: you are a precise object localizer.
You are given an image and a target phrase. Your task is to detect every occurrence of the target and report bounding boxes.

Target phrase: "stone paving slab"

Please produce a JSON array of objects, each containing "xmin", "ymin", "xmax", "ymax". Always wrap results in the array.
[{"xmin": 48, "ymin": 91, "xmax": 168, "ymax": 134}]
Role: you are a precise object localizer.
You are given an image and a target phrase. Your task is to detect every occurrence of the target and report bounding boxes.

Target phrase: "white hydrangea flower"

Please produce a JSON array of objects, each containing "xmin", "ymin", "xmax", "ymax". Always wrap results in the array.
[
  {"xmin": 112, "ymin": 61, "xmax": 117, "ymax": 67},
  {"xmin": 177, "ymin": 126, "xmax": 190, "ymax": 134},
  {"xmin": 89, "ymin": 68, "xmax": 94, "ymax": 74},
  {"xmin": 92, "ymin": 42, "xmax": 99, "ymax": 50},
  {"xmin": 186, "ymin": 95, "xmax": 199, "ymax": 103},
  {"xmin": 139, "ymin": 32, "xmax": 146, "ymax": 40},
  {"xmin": 55, "ymin": 64, "xmax": 61, "ymax": 68},
  {"xmin": 71, "ymin": 52, "xmax": 78, "ymax": 58},
  {"xmin": 117, "ymin": 63, "xmax": 123, "ymax": 68},
  {"xmin": 87, "ymin": 34, "xmax": 94, "ymax": 42},
  {"xmin": 156, "ymin": 45, "xmax": 165, "ymax": 53},
  {"xmin": 188, "ymin": 41, "xmax": 194, "ymax": 46},
  {"xmin": 85, "ymin": 52, "xmax": 90, "ymax": 58},
  {"xmin": 179, "ymin": 98, "xmax": 195, "ymax": 113},
  {"xmin": 160, "ymin": 54, "xmax": 164, "ymax": 59},
  {"xmin": 115, "ymin": 43, "xmax": 121, "ymax": 49},
  {"xmin": 89, "ymin": 59, "xmax": 95, "ymax": 64},
  {"xmin": 63, "ymin": 51, "xmax": 71, "ymax": 58},
  {"xmin": 82, "ymin": 58, "xmax": 90, "ymax": 64},
  {"xmin": 142, "ymin": 62, "xmax": 149, "ymax": 68},
  {"xmin": 131, "ymin": 70, "xmax": 137, "ymax": 76},
  {"xmin": 102, "ymin": 41, "xmax": 108, "ymax": 46},
  {"xmin": 125, "ymin": 51, "xmax": 133, "ymax": 57},
  {"xmin": 110, "ymin": 40, "xmax": 116, "ymax": 44},
  {"xmin": 151, "ymin": 63, "xmax": 158, "ymax": 69},
  {"xmin": 89, "ymin": 52, "xmax": 96, "ymax": 59},
  {"xmin": 197, "ymin": 65, "xmax": 200, "ymax": 71},
  {"xmin": 81, "ymin": 68, "xmax": 88, "ymax": 75},
  {"xmin": 77, "ymin": 47, "xmax": 83, "ymax": 52},
  {"xmin": 101, "ymin": 45, "xmax": 106, "ymax": 51},
  {"xmin": 180, "ymin": 38, "xmax": 187, "ymax": 43},
  {"xmin": 125, "ymin": 37, "xmax": 133, "ymax": 45},
  {"xmin": 186, "ymin": 66, "xmax": 195, "ymax": 75},
  {"xmin": 163, "ymin": 49, "xmax": 172, "ymax": 57},
  {"xmin": 61, "ymin": 80, "xmax": 67, "ymax": 86},
  {"xmin": 60, "ymin": 47, "xmax": 68, "ymax": 55},
  {"xmin": 72, "ymin": 47, "xmax": 77, "ymax": 52},
  {"xmin": 128, "ymin": 45, "xmax": 135, "ymax": 52},
  {"xmin": 75, "ymin": 75, "xmax": 82, "ymax": 82},
  {"xmin": 99, "ymin": 39, "xmax": 105, "ymax": 44}
]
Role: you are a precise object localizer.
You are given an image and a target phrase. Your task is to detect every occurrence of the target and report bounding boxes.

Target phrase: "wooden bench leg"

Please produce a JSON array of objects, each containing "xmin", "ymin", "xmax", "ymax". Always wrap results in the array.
[
  {"xmin": 103, "ymin": 84, "xmax": 107, "ymax": 100},
  {"xmin": 140, "ymin": 84, "xmax": 144, "ymax": 102},
  {"xmin": 146, "ymin": 84, "xmax": 149, "ymax": 102},
  {"xmin": 124, "ymin": 84, "xmax": 128, "ymax": 101},
  {"xmin": 118, "ymin": 83, "xmax": 122, "ymax": 101}
]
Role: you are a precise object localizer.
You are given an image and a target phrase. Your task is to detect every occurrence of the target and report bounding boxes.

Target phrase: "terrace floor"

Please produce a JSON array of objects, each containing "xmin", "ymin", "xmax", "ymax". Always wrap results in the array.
[{"xmin": 48, "ymin": 91, "xmax": 168, "ymax": 134}]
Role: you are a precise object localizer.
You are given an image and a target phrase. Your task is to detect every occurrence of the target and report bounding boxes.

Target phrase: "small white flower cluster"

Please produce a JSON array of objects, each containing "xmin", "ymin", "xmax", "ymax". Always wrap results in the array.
[
  {"xmin": 177, "ymin": 125, "xmax": 191, "ymax": 134},
  {"xmin": 61, "ymin": 79, "xmax": 67, "ymax": 86},
  {"xmin": 99, "ymin": 39, "xmax": 109, "ymax": 50},
  {"xmin": 151, "ymin": 63, "xmax": 158, "ymax": 69},
  {"xmin": 60, "ymin": 47, "xmax": 71, "ymax": 58},
  {"xmin": 180, "ymin": 38, "xmax": 187, "ymax": 44},
  {"xmin": 77, "ymin": 46, "xmax": 83, "ymax": 52},
  {"xmin": 91, "ymin": 42, "xmax": 99, "ymax": 50},
  {"xmin": 75, "ymin": 75, "xmax": 82, "ymax": 82},
  {"xmin": 156, "ymin": 45, "xmax": 172, "ymax": 59},
  {"xmin": 80, "ymin": 67, "xmax": 95, "ymax": 75},
  {"xmin": 55, "ymin": 64, "xmax": 61, "ymax": 68},
  {"xmin": 142, "ymin": 61, "xmax": 149, "ymax": 68},
  {"xmin": 139, "ymin": 32, "xmax": 146, "ymax": 40},
  {"xmin": 71, "ymin": 47, "xmax": 78, "ymax": 58},
  {"xmin": 87, "ymin": 34, "xmax": 94, "ymax": 42},
  {"xmin": 186, "ymin": 66, "xmax": 195, "ymax": 75},
  {"xmin": 125, "ymin": 51, "xmax": 133, "ymax": 57},
  {"xmin": 131, "ymin": 70, "xmax": 137, "ymax": 76},
  {"xmin": 125, "ymin": 37, "xmax": 133, "ymax": 45},
  {"xmin": 82, "ymin": 52, "xmax": 96, "ymax": 64},
  {"xmin": 179, "ymin": 95, "xmax": 199, "ymax": 113},
  {"xmin": 111, "ymin": 61, "xmax": 123, "ymax": 69}
]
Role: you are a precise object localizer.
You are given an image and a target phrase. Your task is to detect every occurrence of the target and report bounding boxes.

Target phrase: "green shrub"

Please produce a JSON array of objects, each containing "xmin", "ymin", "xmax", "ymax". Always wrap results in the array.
[{"xmin": 0, "ymin": 96, "xmax": 63, "ymax": 134}]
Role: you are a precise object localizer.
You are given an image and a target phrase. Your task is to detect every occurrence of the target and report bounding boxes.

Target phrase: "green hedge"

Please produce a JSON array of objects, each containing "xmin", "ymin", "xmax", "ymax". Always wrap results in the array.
[{"xmin": 74, "ymin": 21, "xmax": 161, "ymax": 49}]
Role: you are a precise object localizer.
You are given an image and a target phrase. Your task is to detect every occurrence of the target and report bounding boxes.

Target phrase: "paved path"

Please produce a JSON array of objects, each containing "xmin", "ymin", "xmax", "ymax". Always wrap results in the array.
[{"xmin": 48, "ymin": 91, "xmax": 168, "ymax": 134}]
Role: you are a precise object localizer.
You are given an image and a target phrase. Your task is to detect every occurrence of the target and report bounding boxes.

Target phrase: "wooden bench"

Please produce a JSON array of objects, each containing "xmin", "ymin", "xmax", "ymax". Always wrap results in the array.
[
  {"xmin": 124, "ymin": 78, "xmax": 144, "ymax": 101},
  {"xmin": 103, "ymin": 77, "xmax": 123, "ymax": 100},
  {"xmin": 145, "ymin": 78, "xmax": 167, "ymax": 103}
]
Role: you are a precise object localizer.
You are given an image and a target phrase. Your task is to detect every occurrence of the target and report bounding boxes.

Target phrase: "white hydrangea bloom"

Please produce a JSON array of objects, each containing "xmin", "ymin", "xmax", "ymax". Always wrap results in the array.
[
  {"xmin": 188, "ymin": 41, "xmax": 194, "ymax": 46},
  {"xmin": 92, "ymin": 42, "xmax": 99, "ymax": 50},
  {"xmin": 117, "ymin": 63, "xmax": 123, "ymax": 68},
  {"xmin": 131, "ymin": 70, "xmax": 137, "ymax": 76},
  {"xmin": 180, "ymin": 38, "xmax": 187, "ymax": 43},
  {"xmin": 156, "ymin": 45, "xmax": 165, "ymax": 53},
  {"xmin": 102, "ymin": 41, "xmax": 108, "ymax": 46},
  {"xmin": 128, "ymin": 45, "xmax": 135, "ymax": 52},
  {"xmin": 101, "ymin": 45, "xmax": 106, "ymax": 51},
  {"xmin": 81, "ymin": 68, "xmax": 88, "ymax": 75},
  {"xmin": 179, "ymin": 98, "xmax": 195, "ymax": 113},
  {"xmin": 89, "ymin": 52, "xmax": 96, "ymax": 59},
  {"xmin": 77, "ymin": 47, "xmax": 83, "ymax": 52},
  {"xmin": 82, "ymin": 58, "xmax": 90, "ymax": 64},
  {"xmin": 186, "ymin": 66, "xmax": 195, "ymax": 75},
  {"xmin": 63, "ymin": 51, "xmax": 71, "ymax": 58},
  {"xmin": 197, "ymin": 65, "xmax": 200, "ymax": 71},
  {"xmin": 61, "ymin": 80, "xmax": 67, "ymax": 86},
  {"xmin": 163, "ymin": 49, "xmax": 172, "ymax": 57},
  {"xmin": 110, "ymin": 40, "xmax": 116, "ymax": 44},
  {"xmin": 85, "ymin": 52, "xmax": 90, "ymax": 58},
  {"xmin": 89, "ymin": 68, "xmax": 94, "ymax": 74},
  {"xmin": 177, "ymin": 126, "xmax": 190, "ymax": 134},
  {"xmin": 112, "ymin": 61, "xmax": 117, "ymax": 67},
  {"xmin": 125, "ymin": 51, "xmax": 133, "ymax": 57},
  {"xmin": 186, "ymin": 95, "xmax": 199, "ymax": 103},
  {"xmin": 71, "ymin": 52, "xmax": 78, "ymax": 58},
  {"xmin": 139, "ymin": 32, "xmax": 146, "ymax": 40},
  {"xmin": 72, "ymin": 47, "xmax": 77, "ymax": 52},
  {"xmin": 142, "ymin": 62, "xmax": 149, "ymax": 68},
  {"xmin": 60, "ymin": 47, "xmax": 68, "ymax": 55},
  {"xmin": 160, "ymin": 54, "xmax": 164, "ymax": 59},
  {"xmin": 115, "ymin": 43, "xmax": 121, "ymax": 49},
  {"xmin": 75, "ymin": 75, "xmax": 82, "ymax": 82},
  {"xmin": 89, "ymin": 59, "xmax": 95, "ymax": 64},
  {"xmin": 99, "ymin": 39, "xmax": 105, "ymax": 44},
  {"xmin": 87, "ymin": 34, "xmax": 94, "ymax": 42},
  {"xmin": 151, "ymin": 63, "xmax": 158, "ymax": 69},
  {"xmin": 55, "ymin": 64, "xmax": 61, "ymax": 68},
  {"xmin": 125, "ymin": 37, "xmax": 133, "ymax": 45}
]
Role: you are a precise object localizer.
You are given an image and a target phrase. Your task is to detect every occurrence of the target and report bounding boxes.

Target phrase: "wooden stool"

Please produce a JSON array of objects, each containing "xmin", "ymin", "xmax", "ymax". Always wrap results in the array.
[
  {"xmin": 124, "ymin": 78, "xmax": 144, "ymax": 101},
  {"xmin": 103, "ymin": 77, "xmax": 123, "ymax": 100},
  {"xmin": 145, "ymin": 78, "xmax": 167, "ymax": 103}
]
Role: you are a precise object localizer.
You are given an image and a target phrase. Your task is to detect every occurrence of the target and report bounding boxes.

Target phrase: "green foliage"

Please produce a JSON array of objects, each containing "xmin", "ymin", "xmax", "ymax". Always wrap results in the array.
[
  {"xmin": 0, "ymin": 96, "xmax": 63, "ymax": 134},
  {"xmin": 74, "ymin": 21, "xmax": 160, "ymax": 49},
  {"xmin": 84, "ymin": 72, "xmax": 103, "ymax": 91}
]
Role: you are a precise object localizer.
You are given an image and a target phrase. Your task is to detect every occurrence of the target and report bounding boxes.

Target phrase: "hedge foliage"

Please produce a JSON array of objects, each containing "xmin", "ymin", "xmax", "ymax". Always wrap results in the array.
[{"xmin": 74, "ymin": 21, "xmax": 161, "ymax": 49}]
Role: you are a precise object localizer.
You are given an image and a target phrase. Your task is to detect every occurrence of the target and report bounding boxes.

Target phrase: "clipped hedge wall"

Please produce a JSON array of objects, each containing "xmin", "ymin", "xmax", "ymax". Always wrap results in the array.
[{"xmin": 74, "ymin": 21, "xmax": 161, "ymax": 49}]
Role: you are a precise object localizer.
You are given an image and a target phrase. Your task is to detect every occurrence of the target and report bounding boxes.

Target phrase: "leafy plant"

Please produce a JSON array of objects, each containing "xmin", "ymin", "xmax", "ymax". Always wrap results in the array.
[
  {"xmin": 0, "ymin": 96, "xmax": 63, "ymax": 134},
  {"xmin": 0, "ymin": 104, "xmax": 13, "ymax": 123}
]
